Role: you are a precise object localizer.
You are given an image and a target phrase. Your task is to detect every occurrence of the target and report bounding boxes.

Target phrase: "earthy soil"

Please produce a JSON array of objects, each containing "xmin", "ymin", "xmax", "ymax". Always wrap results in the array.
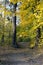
[{"xmin": 0, "ymin": 46, "xmax": 43, "ymax": 65}]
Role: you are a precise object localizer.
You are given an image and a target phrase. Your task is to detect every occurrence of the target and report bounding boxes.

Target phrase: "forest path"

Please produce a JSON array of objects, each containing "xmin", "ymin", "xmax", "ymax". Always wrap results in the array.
[{"xmin": 0, "ymin": 46, "xmax": 43, "ymax": 65}]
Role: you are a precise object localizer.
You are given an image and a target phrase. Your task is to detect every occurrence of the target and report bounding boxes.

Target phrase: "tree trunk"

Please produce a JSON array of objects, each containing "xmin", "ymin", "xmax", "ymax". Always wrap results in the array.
[
  {"xmin": 12, "ymin": 3, "xmax": 18, "ymax": 48},
  {"xmin": 13, "ymin": 16, "xmax": 16, "ymax": 47},
  {"xmin": 36, "ymin": 27, "xmax": 41, "ymax": 46}
]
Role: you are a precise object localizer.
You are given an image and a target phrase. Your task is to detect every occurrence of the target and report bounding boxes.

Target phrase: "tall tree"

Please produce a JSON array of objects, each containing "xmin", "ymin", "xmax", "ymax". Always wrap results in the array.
[
  {"xmin": 12, "ymin": 3, "xmax": 17, "ymax": 47},
  {"xmin": 0, "ymin": 0, "xmax": 43, "ymax": 47}
]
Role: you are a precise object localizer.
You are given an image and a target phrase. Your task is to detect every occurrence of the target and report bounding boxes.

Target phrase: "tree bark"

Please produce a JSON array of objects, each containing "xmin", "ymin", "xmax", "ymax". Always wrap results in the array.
[
  {"xmin": 36, "ymin": 27, "xmax": 41, "ymax": 46},
  {"xmin": 12, "ymin": 3, "xmax": 18, "ymax": 48}
]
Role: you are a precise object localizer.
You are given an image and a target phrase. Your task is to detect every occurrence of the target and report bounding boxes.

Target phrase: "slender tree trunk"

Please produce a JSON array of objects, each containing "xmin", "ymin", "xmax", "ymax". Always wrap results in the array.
[
  {"xmin": 13, "ymin": 16, "xmax": 16, "ymax": 47},
  {"xmin": 1, "ymin": 25, "xmax": 4, "ymax": 44},
  {"xmin": 12, "ymin": 3, "xmax": 18, "ymax": 47},
  {"xmin": 1, "ymin": 34, "xmax": 4, "ymax": 43},
  {"xmin": 36, "ymin": 27, "xmax": 41, "ymax": 46}
]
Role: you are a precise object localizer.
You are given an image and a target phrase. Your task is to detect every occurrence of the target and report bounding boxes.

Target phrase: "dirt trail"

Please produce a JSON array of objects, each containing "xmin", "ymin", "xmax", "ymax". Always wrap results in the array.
[{"xmin": 0, "ymin": 46, "xmax": 43, "ymax": 65}]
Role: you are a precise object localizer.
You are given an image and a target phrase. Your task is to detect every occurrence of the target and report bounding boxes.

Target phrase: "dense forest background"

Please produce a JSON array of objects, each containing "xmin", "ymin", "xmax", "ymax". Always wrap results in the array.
[{"xmin": 0, "ymin": 0, "xmax": 43, "ymax": 48}]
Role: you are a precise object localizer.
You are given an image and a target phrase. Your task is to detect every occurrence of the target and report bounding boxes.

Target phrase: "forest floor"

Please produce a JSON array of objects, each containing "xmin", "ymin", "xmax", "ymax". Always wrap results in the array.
[{"xmin": 0, "ymin": 46, "xmax": 43, "ymax": 65}]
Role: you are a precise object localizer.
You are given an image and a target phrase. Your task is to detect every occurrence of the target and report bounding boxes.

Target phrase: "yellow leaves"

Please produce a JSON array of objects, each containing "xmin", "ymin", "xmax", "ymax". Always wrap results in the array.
[
  {"xmin": 36, "ymin": 0, "xmax": 43, "ymax": 11},
  {"xmin": 0, "ymin": 5, "xmax": 4, "ymax": 13},
  {"xmin": 20, "ymin": 12, "xmax": 35, "ymax": 26},
  {"xmin": 18, "ymin": 0, "xmax": 30, "ymax": 3},
  {"xmin": 37, "ymin": 4, "xmax": 43, "ymax": 11},
  {"xmin": 34, "ymin": 13, "xmax": 41, "ymax": 19},
  {"xmin": 4, "ymin": 10, "xmax": 12, "ymax": 16},
  {"xmin": 29, "ymin": 40, "xmax": 35, "ymax": 48},
  {"xmin": 0, "ymin": 10, "xmax": 3, "ymax": 12},
  {"xmin": 0, "ymin": 4, "xmax": 4, "ymax": 8},
  {"xmin": 0, "ymin": 5, "xmax": 12, "ymax": 17},
  {"xmin": 28, "ymin": 0, "xmax": 30, "ymax": 2},
  {"xmin": 20, "ymin": 21, "xmax": 28, "ymax": 27},
  {"xmin": 9, "ymin": 0, "xmax": 17, "ymax": 4},
  {"xmin": 29, "ymin": 22, "xmax": 43, "ymax": 33},
  {"xmin": 19, "ymin": 31, "xmax": 28, "ymax": 37},
  {"xmin": 20, "ymin": 1, "xmax": 30, "ymax": 10}
]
